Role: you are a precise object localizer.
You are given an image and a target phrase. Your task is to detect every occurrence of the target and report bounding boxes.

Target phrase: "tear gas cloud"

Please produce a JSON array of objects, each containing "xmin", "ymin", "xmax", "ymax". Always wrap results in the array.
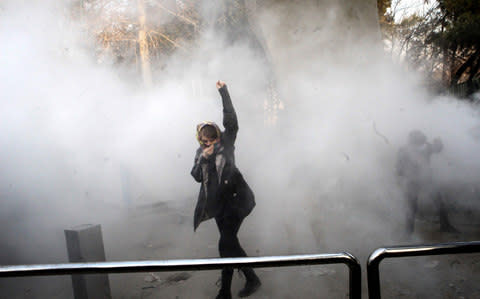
[{"xmin": 1, "ymin": 0, "xmax": 480, "ymax": 283}]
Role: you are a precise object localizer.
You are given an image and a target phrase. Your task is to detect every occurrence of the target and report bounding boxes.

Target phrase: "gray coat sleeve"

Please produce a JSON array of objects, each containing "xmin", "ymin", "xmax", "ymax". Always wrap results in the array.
[{"xmin": 191, "ymin": 148, "xmax": 205, "ymax": 183}]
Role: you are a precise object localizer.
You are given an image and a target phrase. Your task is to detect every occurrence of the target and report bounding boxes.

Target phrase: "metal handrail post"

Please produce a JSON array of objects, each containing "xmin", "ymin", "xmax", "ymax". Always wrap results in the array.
[
  {"xmin": 367, "ymin": 241, "xmax": 480, "ymax": 299},
  {"xmin": 343, "ymin": 252, "xmax": 362, "ymax": 299},
  {"xmin": 0, "ymin": 252, "xmax": 362, "ymax": 299}
]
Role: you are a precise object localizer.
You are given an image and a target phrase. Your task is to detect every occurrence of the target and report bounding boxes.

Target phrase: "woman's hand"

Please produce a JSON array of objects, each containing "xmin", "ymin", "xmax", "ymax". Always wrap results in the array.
[
  {"xmin": 216, "ymin": 80, "xmax": 226, "ymax": 89},
  {"xmin": 202, "ymin": 144, "xmax": 214, "ymax": 158}
]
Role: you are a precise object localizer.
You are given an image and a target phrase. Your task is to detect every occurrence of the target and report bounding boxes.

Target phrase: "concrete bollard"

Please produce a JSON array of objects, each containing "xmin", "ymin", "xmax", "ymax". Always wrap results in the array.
[{"xmin": 65, "ymin": 224, "xmax": 111, "ymax": 299}]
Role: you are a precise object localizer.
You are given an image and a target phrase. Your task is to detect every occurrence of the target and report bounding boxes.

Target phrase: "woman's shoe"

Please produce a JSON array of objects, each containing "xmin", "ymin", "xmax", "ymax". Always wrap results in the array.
[
  {"xmin": 238, "ymin": 276, "xmax": 261, "ymax": 297},
  {"xmin": 215, "ymin": 289, "xmax": 232, "ymax": 299}
]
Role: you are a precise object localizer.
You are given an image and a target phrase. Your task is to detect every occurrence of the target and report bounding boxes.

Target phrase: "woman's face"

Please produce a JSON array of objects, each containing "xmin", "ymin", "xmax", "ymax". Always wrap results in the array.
[{"xmin": 200, "ymin": 136, "xmax": 220, "ymax": 148}]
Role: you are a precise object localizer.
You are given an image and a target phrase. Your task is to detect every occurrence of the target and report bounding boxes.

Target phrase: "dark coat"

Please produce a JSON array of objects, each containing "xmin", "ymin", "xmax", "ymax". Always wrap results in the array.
[{"xmin": 191, "ymin": 85, "xmax": 255, "ymax": 231}]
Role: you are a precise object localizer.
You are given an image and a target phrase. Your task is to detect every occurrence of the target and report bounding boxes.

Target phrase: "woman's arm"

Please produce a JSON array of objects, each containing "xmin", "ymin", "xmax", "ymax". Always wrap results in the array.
[
  {"xmin": 216, "ymin": 81, "xmax": 238, "ymax": 146},
  {"xmin": 191, "ymin": 148, "xmax": 205, "ymax": 182}
]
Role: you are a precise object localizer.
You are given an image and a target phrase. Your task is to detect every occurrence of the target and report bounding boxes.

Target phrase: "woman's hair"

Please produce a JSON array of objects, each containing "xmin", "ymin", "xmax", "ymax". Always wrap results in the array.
[{"xmin": 199, "ymin": 124, "xmax": 218, "ymax": 139}]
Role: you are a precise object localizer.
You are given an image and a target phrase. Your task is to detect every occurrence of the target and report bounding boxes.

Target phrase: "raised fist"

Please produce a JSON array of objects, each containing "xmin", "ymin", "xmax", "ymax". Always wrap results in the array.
[{"xmin": 216, "ymin": 80, "xmax": 226, "ymax": 89}]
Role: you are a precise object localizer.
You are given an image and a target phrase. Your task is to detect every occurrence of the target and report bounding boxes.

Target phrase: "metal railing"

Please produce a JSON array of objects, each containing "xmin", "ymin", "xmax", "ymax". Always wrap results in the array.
[
  {"xmin": 367, "ymin": 241, "xmax": 480, "ymax": 299},
  {"xmin": 0, "ymin": 253, "xmax": 362, "ymax": 299}
]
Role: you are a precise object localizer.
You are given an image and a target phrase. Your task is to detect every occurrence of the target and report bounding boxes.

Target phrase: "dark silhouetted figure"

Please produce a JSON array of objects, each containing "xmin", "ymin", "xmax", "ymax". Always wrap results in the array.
[
  {"xmin": 191, "ymin": 81, "xmax": 261, "ymax": 299},
  {"xmin": 396, "ymin": 130, "xmax": 457, "ymax": 234}
]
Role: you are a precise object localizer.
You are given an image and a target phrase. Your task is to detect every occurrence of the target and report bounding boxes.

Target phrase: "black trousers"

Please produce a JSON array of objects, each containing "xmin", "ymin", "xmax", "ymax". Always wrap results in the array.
[
  {"xmin": 215, "ymin": 209, "xmax": 256, "ymax": 293},
  {"xmin": 405, "ymin": 182, "xmax": 453, "ymax": 233},
  {"xmin": 215, "ymin": 209, "xmax": 247, "ymax": 258}
]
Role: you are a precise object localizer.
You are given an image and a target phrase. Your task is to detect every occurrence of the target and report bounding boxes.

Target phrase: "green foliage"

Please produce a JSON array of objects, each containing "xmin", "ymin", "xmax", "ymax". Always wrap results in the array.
[
  {"xmin": 381, "ymin": 0, "xmax": 480, "ymax": 97},
  {"xmin": 444, "ymin": 13, "xmax": 480, "ymax": 48},
  {"xmin": 429, "ymin": 0, "xmax": 480, "ymax": 94},
  {"xmin": 438, "ymin": 0, "xmax": 480, "ymax": 20},
  {"xmin": 435, "ymin": 0, "xmax": 480, "ymax": 47}
]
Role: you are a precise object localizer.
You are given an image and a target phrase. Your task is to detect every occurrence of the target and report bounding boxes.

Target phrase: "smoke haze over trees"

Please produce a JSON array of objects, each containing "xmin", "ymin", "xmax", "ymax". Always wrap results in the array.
[{"xmin": 378, "ymin": 0, "xmax": 480, "ymax": 98}]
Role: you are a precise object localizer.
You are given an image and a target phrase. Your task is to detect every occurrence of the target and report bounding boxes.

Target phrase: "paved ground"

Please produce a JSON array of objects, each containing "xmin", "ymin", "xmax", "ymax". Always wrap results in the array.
[{"xmin": 1, "ymin": 199, "xmax": 479, "ymax": 299}]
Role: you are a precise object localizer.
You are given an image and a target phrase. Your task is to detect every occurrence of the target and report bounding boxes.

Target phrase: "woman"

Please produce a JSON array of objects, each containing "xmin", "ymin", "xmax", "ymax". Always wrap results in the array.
[{"xmin": 191, "ymin": 81, "xmax": 261, "ymax": 299}]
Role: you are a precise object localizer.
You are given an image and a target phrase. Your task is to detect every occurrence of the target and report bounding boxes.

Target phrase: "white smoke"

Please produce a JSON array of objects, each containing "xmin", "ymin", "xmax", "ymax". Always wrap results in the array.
[{"xmin": 1, "ymin": 0, "xmax": 480, "ymax": 298}]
